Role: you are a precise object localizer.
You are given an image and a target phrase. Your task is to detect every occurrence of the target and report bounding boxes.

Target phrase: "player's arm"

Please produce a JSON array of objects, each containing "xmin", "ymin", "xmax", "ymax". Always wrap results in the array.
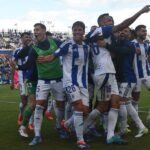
[
  {"xmin": 37, "ymin": 41, "xmax": 70, "ymax": 63},
  {"xmin": 113, "ymin": 5, "xmax": 150, "ymax": 33}
]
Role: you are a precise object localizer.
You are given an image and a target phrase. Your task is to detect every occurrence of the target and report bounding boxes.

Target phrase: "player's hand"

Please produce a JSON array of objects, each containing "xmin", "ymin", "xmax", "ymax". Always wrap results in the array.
[
  {"xmin": 140, "ymin": 5, "xmax": 150, "ymax": 14},
  {"xmin": 135, "ymin": 48, "xmax": 141, "ymax": 54},
  {"xmin": 27, "ymin": 41, "xmax": 34, "ymax": 46},
  {"xmin": 37, "ymin": 55, "xmax": 54, "ymax": 63}
]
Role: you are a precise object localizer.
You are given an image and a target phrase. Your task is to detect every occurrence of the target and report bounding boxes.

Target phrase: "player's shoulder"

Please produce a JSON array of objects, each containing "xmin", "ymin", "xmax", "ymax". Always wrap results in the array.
[{"xmin": 60, "ymin": 39, "xmax": 72, "ymax": 49}]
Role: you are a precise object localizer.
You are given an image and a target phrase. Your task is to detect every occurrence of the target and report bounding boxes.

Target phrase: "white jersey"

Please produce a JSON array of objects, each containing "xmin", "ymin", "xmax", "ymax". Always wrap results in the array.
[
  {"xmin": 132, "ymin": 39, "xmax": 150, "ymax": 80},
  {"xmin": 91, "ymin": 43, "xmax": 116, "ymax": 76},
  {"xmin": 54, "ymin": 39, "xmax": 89, "ymax": 88}
]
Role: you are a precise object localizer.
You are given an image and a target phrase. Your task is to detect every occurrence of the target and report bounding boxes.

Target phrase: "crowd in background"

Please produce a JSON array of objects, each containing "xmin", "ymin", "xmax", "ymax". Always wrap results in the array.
[
  {"xmin": 0, "ymin": 56, "xmax": 11, "ymax": 84},
  {"xmin": 0, "ymin": 30, "xmax": 70, "ymax": 85}
]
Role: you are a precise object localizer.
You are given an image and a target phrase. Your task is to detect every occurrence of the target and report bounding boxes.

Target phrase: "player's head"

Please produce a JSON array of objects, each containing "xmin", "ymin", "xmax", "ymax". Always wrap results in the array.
[
  {"xmin": 97, "ymin": 13, "xmax": 114, "ymax": 27},
  {"xmin": 119, "ymin": 27, "xmax": 131, "ymax": 40},
  {"xmin": 94, "ymin": 35, "xmax": 106, "ymax": 47},
  {"xmin": 90, "ymin": 25, "xmax": 97, "ymax": 32},
  {"xmin": 135, "ymin": 24, "xmax": 147, "ymax": 41},
  {"xmin": 20, "ymin": 32, "xmax": 31, "ymax": 46},
  {"xmin": 72, "ymin": 21, "xmax": 85, "ymax": 44},
  {"xmin": 34, "ymin": 23, "xmax": 46, "ymax": 42}
]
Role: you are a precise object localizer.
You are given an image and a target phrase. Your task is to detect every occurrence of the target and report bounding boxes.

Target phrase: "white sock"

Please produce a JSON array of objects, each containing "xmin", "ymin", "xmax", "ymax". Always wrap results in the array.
[
  {"xmin": 126, "ymin": 101, "xmax": 145, "ymax": 130},
  {"xmin": 83, "ymin": 109, "xmax": 100, "ymax": 133},
  {"xmin": 118, "ymin": 102, "xmax": 127, "ymax": 134},
  {"xmin": 55, "ymin": 106, "xmax": 64, "ymax": 128},
  {"xmin": 65, "ymin": 101, "xmax": 73, "ymax": 120},
  {"xmin": 131, "ymin": 99, "xmax": 138, "ymax": 112},
  {"xmin": 34, "ymin": 105, "xmax": 44, "ymax": 137},
  {"xmin": 52, "ymin": 100, "xmax": 57, "ymax": 115},
  {"xmin": 73, "ymin": 111, "xmax": 84, "ymax": 141},
  {"xmin": 107, "ymin": 108, "xmax": 118, "ymax": 140},
  {"xmin": 47, "ymin": 98, "xmax": 53, "ymax": 112}
]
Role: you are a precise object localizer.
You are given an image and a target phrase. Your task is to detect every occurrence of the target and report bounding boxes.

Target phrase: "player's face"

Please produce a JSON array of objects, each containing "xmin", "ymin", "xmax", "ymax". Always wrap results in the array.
[
  {"xmin": 119, "ymin": 28, "xmax": 131, "ymax": 40},
  {"xmin": 72, "ymin": 26, "xmax": 85, "ymax": 44},
  {"xmin": 137, "ymin": 27, "xmax": 147, "ymax": 40},
  {"xmin": 101, "ymin": 16, "xmax": 114, "ymax": 26},
  {"xmin": 21, "ymin": 34, "xmax": 31, "ymax": 46},
  {"xmin": 34, "ymin": 25, "xmax": 46, "ymax": 42}
]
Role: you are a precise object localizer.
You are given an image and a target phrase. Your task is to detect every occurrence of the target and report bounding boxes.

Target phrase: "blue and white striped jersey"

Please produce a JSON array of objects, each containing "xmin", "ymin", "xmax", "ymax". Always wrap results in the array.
[
  {"xmin": 54, "ymin": 39, "xmax": 89, "ymax": 88},
  {"xmin": 13, "ymin": 47, "xmax": 29, "ymax": 80},
  {"xmin": 132, "ymin": 39, "xmax": 150, "ymax": 79}
]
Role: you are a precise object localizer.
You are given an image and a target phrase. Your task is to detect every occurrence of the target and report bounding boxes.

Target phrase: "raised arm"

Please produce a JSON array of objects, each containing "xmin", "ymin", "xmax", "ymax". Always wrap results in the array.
[{"xmin": 113, "ymin": 5, "xmax": 150, "ymax": 32}]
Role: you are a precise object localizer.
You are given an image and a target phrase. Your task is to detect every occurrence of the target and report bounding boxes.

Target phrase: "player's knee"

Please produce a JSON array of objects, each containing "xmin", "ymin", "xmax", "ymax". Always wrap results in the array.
[{"xmin": 73, "ymin": 100, "xmax": 84, "ymax": 112}]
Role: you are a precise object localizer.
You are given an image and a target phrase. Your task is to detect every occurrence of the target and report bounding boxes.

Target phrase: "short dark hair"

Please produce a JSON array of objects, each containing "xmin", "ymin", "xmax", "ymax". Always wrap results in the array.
[
  {"xmin": 97, "ymin": 13, "xmax": 114, "ymax": 26},
  {"xmin": 72, "ymin": 21, "xmax": 85, "ymax": 30},
  {"xmin": 34, "ymin": 23, "xmax": 46, "ymax": 30},
  {"xmin": 94, "ymin": 35, "xmax": 104, "ymax": 42},
  {"xmin": 97, "ymin": 13, "xmax": 109, "ymax": 25},
  {"xmin": 135, "ymin": 25, "xmax": 146, "ymax": 33},
  {"xmin": 20, "ymin": 32, "xmax": 31, "ymax": 38}
]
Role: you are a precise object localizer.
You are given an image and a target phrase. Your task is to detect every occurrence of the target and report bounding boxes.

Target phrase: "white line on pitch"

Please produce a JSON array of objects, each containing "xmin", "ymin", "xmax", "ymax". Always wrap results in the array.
[{"xmin": 0, "ymin": 100, "xmax": 18, "ymax": 104}]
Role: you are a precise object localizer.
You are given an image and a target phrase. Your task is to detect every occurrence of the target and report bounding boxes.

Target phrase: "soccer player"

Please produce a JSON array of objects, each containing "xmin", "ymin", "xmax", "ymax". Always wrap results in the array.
[
  {"xmin": 37, "ymin": 21, "xmax": 90, "ymax": 149},
  {"xmin": 10, "ymin": 32, "xmax": 32, "ymax": 125},
  {"xmin": 28, "ymin": 23, "xmax": 66, "ymax": 146},
  {"xmin": 16, "ymin": 35, "xmax": 38, "ymax": 138}
]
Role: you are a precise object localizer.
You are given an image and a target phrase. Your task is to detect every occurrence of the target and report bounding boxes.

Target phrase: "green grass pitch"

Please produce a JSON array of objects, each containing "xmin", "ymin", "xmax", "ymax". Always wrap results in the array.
[{"xmin": 0, "ymin": 85, "xmax": 150, "ymax": 150}]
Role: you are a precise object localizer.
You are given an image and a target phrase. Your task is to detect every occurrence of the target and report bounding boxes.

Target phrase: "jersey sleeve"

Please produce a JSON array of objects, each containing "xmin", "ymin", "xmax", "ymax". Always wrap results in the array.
[{"xmin": 53, "ymin": 41, "xmax": 70, "ymax": 57}]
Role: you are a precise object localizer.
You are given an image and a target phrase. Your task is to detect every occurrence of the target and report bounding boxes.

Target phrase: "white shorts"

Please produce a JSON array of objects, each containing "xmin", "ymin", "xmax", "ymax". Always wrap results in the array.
[
  {"xmin": 65, "ymin": 85, "xmax": 89, "ymax": 107},
  {"xmin": 94, "ymin": 73, "xmax": 119, "ymax": 101},
  {"xmin": 133, "ymin": 77, "xmax": 150, "ymax": 92},
  {"xmin": 118, "ymin": 82, "xmax": 136, "ymax": 98},
  {"xmin": 36, "ymin": 80, "xmax": 65, "ymax": 101},
  {"xmin": 18, "ymin": 71, "xmax": 27, "ymax": 96}
]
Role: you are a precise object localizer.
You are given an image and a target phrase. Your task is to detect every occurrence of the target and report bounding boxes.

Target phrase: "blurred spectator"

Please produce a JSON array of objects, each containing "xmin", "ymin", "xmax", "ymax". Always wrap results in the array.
[{"xmin": 0, "ymin": 56, "xmax": 11, "ymax": 84}]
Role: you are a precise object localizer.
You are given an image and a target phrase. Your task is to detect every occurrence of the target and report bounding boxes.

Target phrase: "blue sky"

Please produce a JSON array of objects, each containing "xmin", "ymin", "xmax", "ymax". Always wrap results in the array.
[{"xmin": 0, "ymin": 0, "xmax": 149, "ymax": 32}]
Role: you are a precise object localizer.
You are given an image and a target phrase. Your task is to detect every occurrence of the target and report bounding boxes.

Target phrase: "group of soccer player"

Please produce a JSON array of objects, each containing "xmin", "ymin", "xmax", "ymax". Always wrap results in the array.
[{"xmin": 10, "ymin": 5, "xmax": 150, "ymax": 149}]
